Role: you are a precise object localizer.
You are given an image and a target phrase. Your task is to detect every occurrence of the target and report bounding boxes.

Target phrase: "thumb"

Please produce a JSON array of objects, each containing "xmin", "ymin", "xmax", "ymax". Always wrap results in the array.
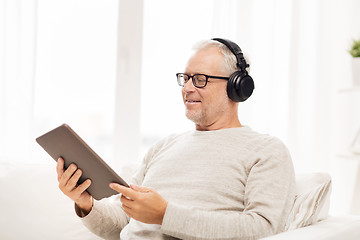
[{"xmin": 130, "ymin": 184, "xmax": 151, "ymax": 193}]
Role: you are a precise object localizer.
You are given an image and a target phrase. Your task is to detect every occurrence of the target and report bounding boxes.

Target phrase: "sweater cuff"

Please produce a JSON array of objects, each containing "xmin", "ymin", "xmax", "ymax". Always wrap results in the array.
[{"xmin": 74, "ymin": 199, "xmax": 104, "ymax": 223}]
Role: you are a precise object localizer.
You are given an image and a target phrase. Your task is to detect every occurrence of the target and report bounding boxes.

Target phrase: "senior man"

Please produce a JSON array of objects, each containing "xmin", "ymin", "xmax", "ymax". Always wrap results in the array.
[{"xmin": 56, "ymin": 38, "xmax": 295, "ymax": 239}]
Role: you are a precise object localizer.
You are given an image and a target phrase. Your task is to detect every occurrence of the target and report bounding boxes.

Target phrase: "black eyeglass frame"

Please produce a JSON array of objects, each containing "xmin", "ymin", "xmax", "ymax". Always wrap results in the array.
[{"xmin": 176, "ymin": 73, "xmax": 230, "ymax": 88}]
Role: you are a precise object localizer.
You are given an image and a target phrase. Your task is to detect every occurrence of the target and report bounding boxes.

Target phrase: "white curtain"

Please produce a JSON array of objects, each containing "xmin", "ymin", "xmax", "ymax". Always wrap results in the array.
[
  {"xmin": 0, "ymin": 0, "xmax": 37, "ymax": 162},
  {"xmin": 141, "ymin": 0, "xmax": 315, "ymax": 171},
  {"xmin": 0, "ymin": 0, "xmax": 118, "ymax": 167},
  {"xmin": 208, "ymin": 0, "xmax": 360, "ymax": 173},
  {"xmin": 1, "ymin": 0, "xmax": 359, "ymax": 175}
]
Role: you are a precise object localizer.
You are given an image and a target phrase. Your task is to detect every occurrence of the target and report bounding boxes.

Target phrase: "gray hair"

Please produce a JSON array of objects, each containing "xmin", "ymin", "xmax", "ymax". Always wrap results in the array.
[{"xmin": 192, "ymin": 39, "xmax": 250, "ymax": 76}]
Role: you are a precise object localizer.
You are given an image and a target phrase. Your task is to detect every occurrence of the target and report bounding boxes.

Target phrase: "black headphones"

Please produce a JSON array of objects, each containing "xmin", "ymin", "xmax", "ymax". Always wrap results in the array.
[{"xmin": 212, "ymin": 38, "xmax": 254, "ymax": 102}]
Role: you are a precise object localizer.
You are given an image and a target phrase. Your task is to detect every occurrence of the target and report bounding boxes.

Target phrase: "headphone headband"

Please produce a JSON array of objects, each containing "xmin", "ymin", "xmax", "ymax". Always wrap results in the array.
[
  {"xmin": 211, "ymin": 38, "xmax": 249, "ymax": 70},
  {"xmin": 211, "ymin": 38, "xmax": 254, "ymax": 102}
]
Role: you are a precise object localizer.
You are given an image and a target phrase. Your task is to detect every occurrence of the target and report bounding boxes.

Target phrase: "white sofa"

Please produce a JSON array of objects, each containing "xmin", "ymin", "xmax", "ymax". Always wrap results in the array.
[
  {"xmin": 1, "ymin": 161, "xmax": 360, "ymax": 240},
  {"xmin": 263, "ymin": 216, "xmax": 360, "ymax": 240}
]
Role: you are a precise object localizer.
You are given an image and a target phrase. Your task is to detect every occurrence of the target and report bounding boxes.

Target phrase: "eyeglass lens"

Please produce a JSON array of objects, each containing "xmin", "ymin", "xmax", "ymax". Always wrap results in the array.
[{"xmin": 177, "ymin": 74, "xmax": 207, "ymax": 88}]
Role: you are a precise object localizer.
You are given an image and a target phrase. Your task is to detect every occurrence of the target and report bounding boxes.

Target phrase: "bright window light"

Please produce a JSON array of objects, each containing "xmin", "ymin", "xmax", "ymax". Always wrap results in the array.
[
  {"xmin": 32, "ymin": 0, "xmax": 118, "ymax": 165},
  {"xmin": 140, "ymin": 0, "xmax": 214, "ymax": 157}
]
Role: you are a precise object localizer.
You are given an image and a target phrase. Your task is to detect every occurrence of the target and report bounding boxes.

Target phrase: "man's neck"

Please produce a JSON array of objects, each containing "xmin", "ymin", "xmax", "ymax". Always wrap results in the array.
[{"xmin": 195, "ymin": 119, "xmax": 242, "ymax": 131}]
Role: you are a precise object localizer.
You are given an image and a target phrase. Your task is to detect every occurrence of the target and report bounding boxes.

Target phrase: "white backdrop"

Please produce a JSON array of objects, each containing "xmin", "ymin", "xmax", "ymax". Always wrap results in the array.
[
  {"xmin": 1, "ymin": 0, "xmax": 360, "ymax": 175},
  {"xmin": 140, "ymin": 0, "xmax": 360, "ymax": 175}
]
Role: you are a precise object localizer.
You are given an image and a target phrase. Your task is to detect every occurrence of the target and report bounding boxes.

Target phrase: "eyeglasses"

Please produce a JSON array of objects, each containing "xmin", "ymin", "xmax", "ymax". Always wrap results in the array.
[{"xmin": 176, "ymin": 73, "xmax": 229, "ymax": 88}]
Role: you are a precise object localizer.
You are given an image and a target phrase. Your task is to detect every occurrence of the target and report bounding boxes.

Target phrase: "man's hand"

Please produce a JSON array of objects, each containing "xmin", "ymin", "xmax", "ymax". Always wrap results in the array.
[
  {"xmin": 110, "ymin": 183, "xmax": 168, "ymax": 225},
  {"xmin": 56, "ymin": 157, "xmax": 93, "ymax": 215}
]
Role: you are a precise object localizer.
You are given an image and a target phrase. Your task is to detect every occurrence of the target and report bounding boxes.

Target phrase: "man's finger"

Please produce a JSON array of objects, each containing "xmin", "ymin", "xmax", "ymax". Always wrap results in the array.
[
  {"xmin": 110, "ymin": 183, "xmax": 137, "ymax": 199},
  {"xmin": 56, "ymin": 158, "xmax": 65, "ymax": 181},
  {"xmin": 60, "ymin": 163, "xmax": 77, "ymax": 186},
  {"xmin": 74, "ymin": 179, "xmax": 92, "ymax": 195},
  {"xmin": 66, "ymin": 169, "xmax": 83, "ymax": 189},
  {"xmin": 120, "ymin": 194, "xmax": 134, "ymax": 208},
  {"xmin": 122, "ymin": 204, "xmax": 133, "ymax": 217},
  {"xmin": 130, "ymin": 184, "xmax": 151, "ymax": 193}
]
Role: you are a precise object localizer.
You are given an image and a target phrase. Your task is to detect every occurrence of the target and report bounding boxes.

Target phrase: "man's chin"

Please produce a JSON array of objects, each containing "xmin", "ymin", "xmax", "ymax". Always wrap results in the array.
[{"xmin": 185, "ymin": 110, "xmax": 203, "ymax": 124}]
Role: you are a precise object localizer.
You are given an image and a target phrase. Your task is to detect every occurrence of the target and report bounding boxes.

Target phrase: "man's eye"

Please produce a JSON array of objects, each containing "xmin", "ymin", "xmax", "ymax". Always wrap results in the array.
[
  {"xmin": 195, "ymin": 76, "xmax": 206, "ymax": 82},
  {"xmin": 183, "ymin": 75, "xmax": 190, "ymax": 81}
]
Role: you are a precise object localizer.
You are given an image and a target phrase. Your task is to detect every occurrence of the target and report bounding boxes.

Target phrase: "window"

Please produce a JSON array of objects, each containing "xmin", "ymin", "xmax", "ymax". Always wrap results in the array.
[
  {"xmin": 32, "ymin": 1, "xmax": 118, "ymax": 167},
  {"xmin": 140, "ymin": 0, "xmax": 215, "ymax": 157}
]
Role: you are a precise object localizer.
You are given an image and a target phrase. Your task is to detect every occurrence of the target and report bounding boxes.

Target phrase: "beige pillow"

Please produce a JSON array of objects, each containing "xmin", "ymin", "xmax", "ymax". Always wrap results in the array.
[{"xmin": 285, "ymin": 173, "xmax": 332, "ymax": 231}]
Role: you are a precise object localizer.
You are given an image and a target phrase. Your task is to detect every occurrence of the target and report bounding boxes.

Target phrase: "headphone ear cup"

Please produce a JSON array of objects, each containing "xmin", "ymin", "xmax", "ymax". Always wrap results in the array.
[
  {"xmin": 227, "ymin": 72, "xmax": 241, "ymax": 102},
  {"xmin": 227, "ymin": 71, "xmax": 254, "ymax": 102},
  {"xmin": 238, "ymin": 74, "xmax": 254, "ymax": 101}
]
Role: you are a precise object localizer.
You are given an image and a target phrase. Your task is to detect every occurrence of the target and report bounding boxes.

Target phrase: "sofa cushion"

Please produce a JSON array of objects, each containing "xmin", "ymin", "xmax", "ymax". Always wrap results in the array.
[
  {"xmin": 285, "ymin": 172, "xmax": 332, "ymax": 230},
  {"xmin": 263, "ymin": 216, "xmax": 360, "ymax": 240},
  {"xmin": 0, "ymin": 161, "xmax": 102, "ymax": 240}
]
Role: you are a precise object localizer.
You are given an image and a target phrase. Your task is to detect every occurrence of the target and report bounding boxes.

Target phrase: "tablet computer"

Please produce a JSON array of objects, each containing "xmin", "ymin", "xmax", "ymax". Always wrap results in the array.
[{"xmin": 36, "ymin": 123, "xmax": 129, "ymax": 200}]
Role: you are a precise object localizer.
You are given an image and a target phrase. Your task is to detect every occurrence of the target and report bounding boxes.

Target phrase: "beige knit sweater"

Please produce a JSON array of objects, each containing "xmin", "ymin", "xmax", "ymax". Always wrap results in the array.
[{"xmin": 79, "ymin": 126, "xmax": 295, "ymax": 239}]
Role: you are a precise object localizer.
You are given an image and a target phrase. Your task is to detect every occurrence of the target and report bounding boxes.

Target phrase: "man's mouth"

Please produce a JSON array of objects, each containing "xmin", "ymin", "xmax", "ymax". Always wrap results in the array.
[{"xmin": 186, "ymin": 100, "xmax": 201, "ymax": 103}]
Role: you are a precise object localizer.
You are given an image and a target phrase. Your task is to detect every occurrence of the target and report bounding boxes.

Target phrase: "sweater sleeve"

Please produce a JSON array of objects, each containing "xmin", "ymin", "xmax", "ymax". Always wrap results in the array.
[
  {"xmin": 76, "ymin": 143, "xmax": 156, "ymax": 239},
  {"xmin": 78, "ymin": 195, "xmax": 129, "ymax": 240},
  {"xmin": 160, "ymin": 139, "xmax": 295, "ymax": 240}
]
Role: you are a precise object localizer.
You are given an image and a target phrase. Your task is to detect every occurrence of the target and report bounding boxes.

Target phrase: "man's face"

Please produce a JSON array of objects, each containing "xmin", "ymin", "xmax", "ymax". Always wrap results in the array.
[{"xmin": 182, "ymin": 47, "xmax": 235, "ymax": 129}]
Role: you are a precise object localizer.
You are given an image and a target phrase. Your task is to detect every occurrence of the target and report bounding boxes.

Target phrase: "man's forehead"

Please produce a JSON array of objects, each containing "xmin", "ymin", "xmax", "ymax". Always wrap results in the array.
[{"xmin": 185, "ymin": 47, "xmax": 223, "ymax": 73}]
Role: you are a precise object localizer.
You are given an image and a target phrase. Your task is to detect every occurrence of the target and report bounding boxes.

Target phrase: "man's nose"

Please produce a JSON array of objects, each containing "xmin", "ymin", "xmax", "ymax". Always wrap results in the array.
[{"xmin": 183, "ymin": 79, "xmax": 196, "ymax": 92}]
